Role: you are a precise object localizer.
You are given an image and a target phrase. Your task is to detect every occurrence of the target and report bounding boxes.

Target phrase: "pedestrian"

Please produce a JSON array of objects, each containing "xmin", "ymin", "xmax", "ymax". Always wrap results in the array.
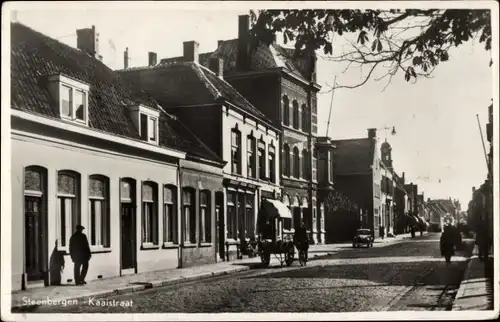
[
  {"xmin": 440, "ymin": 225, "xmax": 455, "ymax": 264},
  {"xmin": 69, "ymin": 224, "xmax": 91, "ymax": 285},
  {"xmin": 294, "ymin": 220, "xmax": 309, "ymax": 261}
]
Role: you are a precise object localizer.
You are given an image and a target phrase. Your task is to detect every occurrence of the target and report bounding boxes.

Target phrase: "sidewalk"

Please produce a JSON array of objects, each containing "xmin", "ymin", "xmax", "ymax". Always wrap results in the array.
[
  {"xmin": 452, "ymin": 245, "xmax": 494, "ymax": 311},
  {"xmin": 11, "ymin": 257, "xmax": 260, "ymax": 311}
]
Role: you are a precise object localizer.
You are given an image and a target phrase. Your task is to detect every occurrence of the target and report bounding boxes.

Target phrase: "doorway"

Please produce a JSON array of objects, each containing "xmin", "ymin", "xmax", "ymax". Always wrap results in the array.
[
  {"xmin": 215, "ymin": 192, "xmax": 224, "ymax": 261},
  {"xmin": 121, "ymin": 203, "xmax": 136, "ymax": 270},
  {"xmin": 25, "ymin": 196, "xmax": 44, "ymax": 281}
]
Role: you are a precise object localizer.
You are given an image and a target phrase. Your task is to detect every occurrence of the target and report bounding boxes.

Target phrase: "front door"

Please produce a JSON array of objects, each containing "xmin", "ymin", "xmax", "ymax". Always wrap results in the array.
[
  {"xmin": 121, "ymin": 203, "xmax": 136, "ymax": 270},
  {"xmin": 216, "ymin": 192, "xmax": 224, "ymax": 261},
  {"xmin": 25, "ymin": 196, "xmax": 44, "ymax": 281}
]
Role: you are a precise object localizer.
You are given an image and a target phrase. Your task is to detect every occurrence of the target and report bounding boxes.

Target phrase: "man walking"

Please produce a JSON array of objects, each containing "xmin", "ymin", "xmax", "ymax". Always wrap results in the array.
[{"xmin": 69, "ymin": 224, "xmax": 91, "ymax": 285}]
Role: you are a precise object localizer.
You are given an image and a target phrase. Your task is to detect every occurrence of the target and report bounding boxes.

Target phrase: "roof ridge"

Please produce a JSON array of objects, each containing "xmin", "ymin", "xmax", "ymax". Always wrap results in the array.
[{"xmin": 191, "ymin": 63, "xmax": 222, "ymax": 99}]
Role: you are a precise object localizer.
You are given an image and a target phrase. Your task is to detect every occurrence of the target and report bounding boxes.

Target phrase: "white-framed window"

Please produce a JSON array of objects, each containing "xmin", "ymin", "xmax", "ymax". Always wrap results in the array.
[
  {"xmin": 183, "ymin": 188, "xmax": 196, "ymax": 243},
  {"xmin": 268, "ymin": 144, "xmax": 276, "ymax": 183},
  {"xmin": 312, "ymin": 207, "xmax": 317, "ymax": 232},
  {"xmin": 163, "ymin": 185, "xmax": 178, "ymax": 245},
  {"xmin": 57, "ymin": 170, "xmax": 80, "ymax": 248},
  {"xmin": 200, "ymin": 190, "xmax": 211, "ymax": 243},
  {"xmin": 142, "ymin": 181, "xmax": 158, "ymax": 245},
  {"xmin": 258, "ymin": 140, "xmax": 266, "ymax": 180},
  {"xmin": 320, "ymin": 204, "xmax": 325, "ymax": 231},
  {"xmin": 49, "ymin": 74, "xmax": 90, "ymax": 125},
  {"xmin": 88, "ymin": 175, "xmax": 110, "ymax": 248},
  {"xmin": 247, "ymin": 135, "xmax": 256, "ymax": 178},
  {"xmin": 231, "ymin": 129, "xmax": 241, "ymax": 175}
]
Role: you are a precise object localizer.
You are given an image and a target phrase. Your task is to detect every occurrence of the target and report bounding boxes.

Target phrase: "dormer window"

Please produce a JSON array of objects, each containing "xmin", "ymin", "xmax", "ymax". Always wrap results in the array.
[
  {"xmin": 129, "ymin": 104, "xmax": 160, "ymax": 145},
  {"xmin": 48, "ymin": 74, "xmax": 90, "ymax": 125}
]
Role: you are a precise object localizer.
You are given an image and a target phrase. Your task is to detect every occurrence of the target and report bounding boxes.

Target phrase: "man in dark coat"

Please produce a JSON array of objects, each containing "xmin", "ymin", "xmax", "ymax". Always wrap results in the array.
[
  {"xmin": 440, "ymin": 225, "xmax": 455, "ymax": 264},
  {"xmin": 295, "ymin": 221, "xmax": 309, "ymax": 260},
  {"xmin": 69, "ymin": 225, "xmax": 91, "ymax": 285}
]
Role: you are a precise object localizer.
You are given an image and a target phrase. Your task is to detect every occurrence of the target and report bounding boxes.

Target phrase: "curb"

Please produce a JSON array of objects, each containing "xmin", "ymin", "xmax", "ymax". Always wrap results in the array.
[
  {"xmin": 451, "ymin": 244, "xmax": 476, "ymax": 311},
  {"xmin": 11, "ymin": 266, "xmax": 251, "ymax": 312}
]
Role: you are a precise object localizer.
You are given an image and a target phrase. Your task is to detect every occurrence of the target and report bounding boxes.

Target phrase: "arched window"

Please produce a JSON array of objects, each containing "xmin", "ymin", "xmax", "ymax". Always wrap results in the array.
[
  {"xmin": 163, "ymin": 185, "xmax": 177, "ymax": 244},
  {"xmin": 282, "ymin": 95, "xmax": 290, "ymax": 126},
  {"xmin": 292, "ymin": 100, "xmax": 299, "ymax": 129},
  {"xmin": 302, "ymin": 149, "xmax": 309, "ymax": 180},
  {"xmin": 57, "ymin": 170, "xmax": 81, "ymax": 248},
  {"xmin": 283, "ymin": 144, "xmax": 290, "ymax": 177},
  {"xmin": 200, "ymin": 190, "xmax": 211, "ymax": 243},
  {"xmin": 182, "ymin": 188, "xmax": 196, "ymax": 243},
  {"xmin": 301, "ymin": 104, "xmax": 308, "ymax": 132},
  {"xmin": 142, "ymin": 181, "xmax": 158, "ymax": 245},
  {"xmin": 247, "ymin": 134, "xmax": 256, "ymax": 178},
  {"xmin": 88, "ymin": 175, "xmax": 110, "ymax": 248},
  {"xmin": 231, "ymin": 127, "xmax": 241, "ymax": 175},
  {"xmin": 293, "ymin": 147, "xmax": 300, "ymax": 178},
  {"xmin": 268, "ymin": 144, "xmax": 276, "ymax": 183}
]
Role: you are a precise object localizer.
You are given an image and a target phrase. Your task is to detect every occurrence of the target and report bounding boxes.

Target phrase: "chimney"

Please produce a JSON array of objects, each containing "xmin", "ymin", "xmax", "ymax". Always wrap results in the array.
[
  {"xmin": 124, "ymin": 47, "xmax": 129, "ymax": 69},
  {"xmin": 217, "ymin": 40, "xmax": 224, "ymax": 49},
  {"xmin": 148, "ymin": 52, "xmax": 157, "ymax": 67},
  {"xmin": 473, "ymin": 186, "xmax": 476, "ymax": 193},
  {"xmin": 209, "ymin": 57, "xmax": 224, "ymax": 78},
  {"xmin": 183, "ymin": 41, "xmax": 199, "ymax": 63},
  {"xmin": 368, "ymin": 128, "xmax": 377, "ymax": 140},
  {"xmin": 237, "ymin": 15, "xmax": 250, "ymax": 71},
  {"xmin": 77, "ymin": 25, "xmax": 101, "ymax": 60}
]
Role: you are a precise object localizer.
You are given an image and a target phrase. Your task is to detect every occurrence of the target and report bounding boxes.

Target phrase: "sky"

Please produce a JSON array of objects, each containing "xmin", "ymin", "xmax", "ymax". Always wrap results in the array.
[{"xmin": 9, "ymin": 2, "xmax": 495, "ymax": 207}]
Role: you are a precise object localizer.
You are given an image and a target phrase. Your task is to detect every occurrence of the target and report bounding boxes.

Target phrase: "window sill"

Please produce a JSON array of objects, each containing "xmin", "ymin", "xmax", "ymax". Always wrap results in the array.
[
  {"xmin": 90, "ymin": 247, "xmax": 112, "ymax": 254},
  {"xmin": 182, "ymin": 243, "xmax": 197, "ymax": 248},
  {"xmin": 199, "ymin": 243, "xmax": 213, "ymax": 248},
  {"xmin": 162, "ymin": 243, "xmax": 179, "ymax": 249},
  {"xmin": 141, "ymin": 243, "xmax": 160, "ymax": 250}
]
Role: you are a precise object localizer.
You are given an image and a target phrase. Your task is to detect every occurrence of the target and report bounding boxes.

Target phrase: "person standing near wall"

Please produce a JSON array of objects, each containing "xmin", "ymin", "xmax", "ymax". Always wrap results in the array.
[{"xmin": 69, "ymin": 225, "xmax": 91, "ymax": 285}]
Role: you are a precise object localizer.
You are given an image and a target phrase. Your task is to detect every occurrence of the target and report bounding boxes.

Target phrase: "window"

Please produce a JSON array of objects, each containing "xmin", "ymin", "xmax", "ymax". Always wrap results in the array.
[
  {"xmin": 200, "ymin": 191, "xmax": 211, "ymax": 243},
  {"xmin": 293, "ymin": 147, "xmax": 300, "ymax": 178},
  {"xmin": 292, "ymin": 100, "xmax": 299, "ymax": 129},
  {"xmin": 139, "ymin": 113, "xmax": 159, "ymax": 144},
  {"xmin": 231, "ymin": 129, "xmax": 241, "ymax": 175},
  {"xmin": 268, "ymin": 145, "xmax": 276, "ymax": 183},
  {"xmin": 142, "ymin": 182, "xmax": 158, "ymax": 245},
  {"xmin": 149, "ymin": 117, "xmax": 157, "ymax": 141},
  {"xmin": 312, "ymin": 207, "xmax": 317, "ymax": 232},
  {"xmin": 258, "ymin": 140, "xmax": 266, "ymax": 180},
  {"xmin": 320, "ymin": 204, "xmax": 325, "ymax": 231},
  {"xmin": 88, "ymin": 175, "xmax": 110, "ymax": 248},
  {"xmin": 283, "ymin": 144, "xmax": 290, "ymax": 177},
  {"xmin": 301, "ymin": 104, "xmax": 308, "ymax": 132},
  {"xmin": 61, "ymin": 85, "xmax": 72, "ymax": 118},
  {"xmin": 183, "ymin": 188, "xmax": 196, "ymax": 243},
  {"xmin": 163, "ymin": 185, "xmax": 177, "ymax": 244},
  {"xmin": 247, "ymin": 135, "xmax": 256, "ymax": 178},
  {"xmin": 302, "ymin": 150, "xmax": 309, "ymax": 180},
  {"xmin": 312, "ymin": 148, "xmax": 318, "ymax": 181},
  {"xmin": 50, "ymin": 73, "xmax": 90, "ymax": 125},
  {"xmin": 57, "ymin": 171, "xmax": 80, "ymax": 248},
  {"xmin": 227, "ymin": 191, "xmax": 237, "ymax": 240},
  {"xmin": 329, "ymin": 150, "xmax": 335, "ymax": 183},
  {"xmin": 283, "ymin": 95, "xmax": 290, "ymax": 126}
]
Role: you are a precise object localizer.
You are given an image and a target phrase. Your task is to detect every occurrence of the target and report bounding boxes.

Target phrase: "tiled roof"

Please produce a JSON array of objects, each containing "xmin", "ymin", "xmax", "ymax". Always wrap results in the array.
[
  {"xmin": 159, "ymin": 39, "xmax": 313, "ymax": 81},
  {"xmin": 117, "ymin": 62, "xmax": 270, "ymax": 123},
  {"xmin": 330, "ymin": 138, "xmax": 374, "ymax": 175},
  {"xmin": 10, "ymin": 22, "xmax": 221, "ymax": 163}
]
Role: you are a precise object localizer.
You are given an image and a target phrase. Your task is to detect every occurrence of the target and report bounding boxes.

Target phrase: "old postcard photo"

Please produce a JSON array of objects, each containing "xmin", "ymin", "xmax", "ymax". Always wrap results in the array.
[{"xmin": 1, "ymin": 1, "xmax": 498, "ymax": 321}]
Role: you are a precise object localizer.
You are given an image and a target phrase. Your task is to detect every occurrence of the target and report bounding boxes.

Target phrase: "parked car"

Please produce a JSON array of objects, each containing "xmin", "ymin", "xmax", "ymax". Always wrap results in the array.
[{"xmin": 353, "ymin": 229, "xmax": 374, "ymax": 248}]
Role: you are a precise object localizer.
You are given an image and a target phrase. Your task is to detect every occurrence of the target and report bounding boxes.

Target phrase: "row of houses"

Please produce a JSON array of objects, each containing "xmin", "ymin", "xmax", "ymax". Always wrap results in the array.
[{"xmin": 10, "ymin": 15, "xmax": 451, "ymax": 292}]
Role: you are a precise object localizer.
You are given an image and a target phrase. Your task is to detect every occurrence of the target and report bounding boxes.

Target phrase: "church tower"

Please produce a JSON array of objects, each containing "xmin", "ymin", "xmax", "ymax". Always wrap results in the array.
[{"xmin": 381, "ymin": 140, "xmax": 393, "ymax": 169}]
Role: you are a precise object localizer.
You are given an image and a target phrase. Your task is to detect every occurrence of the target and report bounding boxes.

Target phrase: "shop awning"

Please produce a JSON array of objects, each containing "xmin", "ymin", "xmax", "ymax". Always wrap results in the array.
[{"xmin": 260, "ymin": 199, "xmax": 293, "ymax": 219}]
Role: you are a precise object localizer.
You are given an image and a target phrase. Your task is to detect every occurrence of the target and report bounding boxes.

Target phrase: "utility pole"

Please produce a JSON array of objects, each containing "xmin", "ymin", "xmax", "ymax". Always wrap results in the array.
[{"xmin": 325, "ymin": 76, "xmax": 337, "ymax": 138}]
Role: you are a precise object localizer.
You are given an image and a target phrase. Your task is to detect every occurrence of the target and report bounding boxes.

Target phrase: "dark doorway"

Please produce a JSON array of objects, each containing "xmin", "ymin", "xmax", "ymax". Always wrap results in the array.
[
  {"xmin": 120, "ymin": 203, "xmax": 136, "ymax": 270},
  {"xmin": 215, "ymin": 192, "xmax": 224, "ymax": 261}
]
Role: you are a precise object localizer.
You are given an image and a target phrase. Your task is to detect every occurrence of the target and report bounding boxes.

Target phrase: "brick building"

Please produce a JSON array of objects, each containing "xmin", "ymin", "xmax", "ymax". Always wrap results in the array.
[
  {"xmin": 11, "ymin": 23, "xmax": 226, "ymax": 290},
  {"xmin": 165, "ymin": 15, "xmax": 325, "ymax": 243},
  {"xmin": 118, "ymin": 40, "xmax": 282, "ymax": 261}
]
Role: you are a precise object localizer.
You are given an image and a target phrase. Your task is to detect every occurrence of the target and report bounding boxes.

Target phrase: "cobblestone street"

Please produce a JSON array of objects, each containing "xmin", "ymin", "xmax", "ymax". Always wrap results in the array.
[{"xmin": 28, "ymin": 233, "xmax": 473, "ymax": 313}]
